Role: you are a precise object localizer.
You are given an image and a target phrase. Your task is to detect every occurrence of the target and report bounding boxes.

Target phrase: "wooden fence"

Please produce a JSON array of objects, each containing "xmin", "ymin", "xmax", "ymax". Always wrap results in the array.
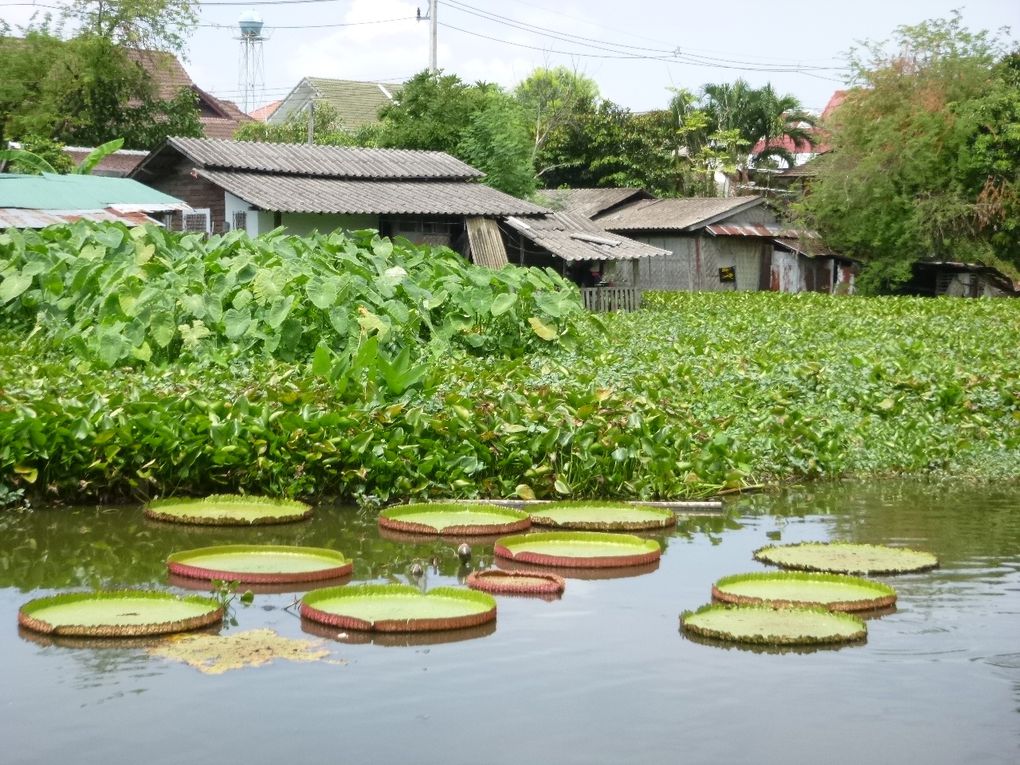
[{"xmin": 581, "ymin": 287, "xmax": 642, "ymax": 313}]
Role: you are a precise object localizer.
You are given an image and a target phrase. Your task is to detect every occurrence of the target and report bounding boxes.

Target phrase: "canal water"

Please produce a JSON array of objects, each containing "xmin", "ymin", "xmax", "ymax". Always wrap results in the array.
[{"xmin": 0, "ymin": 480, "xmax": 1017, "ymax": 764}]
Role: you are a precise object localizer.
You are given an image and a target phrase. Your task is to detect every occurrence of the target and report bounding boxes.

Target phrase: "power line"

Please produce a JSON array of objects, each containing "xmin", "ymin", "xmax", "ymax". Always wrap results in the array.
[{"xmin": 198, "ymin": 16, "xmax": 412, "ymax": 30}]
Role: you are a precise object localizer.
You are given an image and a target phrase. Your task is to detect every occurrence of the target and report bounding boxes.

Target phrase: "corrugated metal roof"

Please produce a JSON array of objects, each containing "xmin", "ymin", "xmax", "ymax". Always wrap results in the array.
[
  {"xmin": 167, "ymin": 137, "xmax": 482, "ymax": 180},
  {"xmin": 705, "ymin": 223, "xmax": 822, "ymax": 238},
  {"xmin": 0, "ymin": 208, "xmax": 159, "ymax": 229},
  {"xmin": 504, "ymin": 211, "xmax": 669, "ymax": 262},
  {"xmin": 537, "ymin": 188, "xmax": 651, "ymax": 219},
  {"xmin": 196, "ymin": 170, "xmax": 549, "ymax": 216},
  {"xmin": 0, "ymin": 174, "xmax": 187, "ymax": 211},
  {"xmin": 467, "ymin": 217, "xmax": 509, "ymax": 269},
  {"xmin": 308, "ymin": 78, "xmax": 403, "ymax": 130},
  {"xmin": 595, "ymin": 196, "xmax": 764, "ymax": 232}
]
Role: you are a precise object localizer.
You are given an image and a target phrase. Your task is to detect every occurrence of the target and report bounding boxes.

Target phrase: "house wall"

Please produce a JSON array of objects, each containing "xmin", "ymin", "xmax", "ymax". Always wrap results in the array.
[
  {"xmin": 147, "ymin": 159, "xmax": 227, "ymax": 233},
  {"xmin": 276, "ymin": 212, "xmax": 378, "ymax": 237},
  {"xmin": 608, "ymin": 235, "xmax": 761, "ymax": 292}
]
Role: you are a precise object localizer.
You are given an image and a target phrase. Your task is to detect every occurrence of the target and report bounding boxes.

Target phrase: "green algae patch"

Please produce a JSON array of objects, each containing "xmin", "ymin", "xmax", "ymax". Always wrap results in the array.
[
  {"xmin": 754, "ymin": 542, "xmax": 938, "ymax": 575},
  {"xmin": 529, "ymin": 501, "xmax": 677, "ymax": 531},
  {"xmin": 494, "ymin": 531, "xmax": 661, "ymax": 569},
  {"xmin": 378, "ymin": 502, "xmax": 530, "ymax": 535},
  {"xmin": 144, "ymin": 495, "xmax": 312, "ymax": 526},
  {"xmin": 681, "ymin": 604, "xmax": 867, "ymax": 646},
  {"xmin": 167, "ymin": 545, "xmax": 353, "ymax": 584},
  {"xmin": 712, "ymin": 571, "xmax": 897, "ymax": 612},
  {"xmin": 148, "ymin": 628, "xmax": 334, "ymax": 674},
  {"xmin": 18, "ymin": 590, "xmax": 223, "ymax": 638},
  {"xmin": 301, "ymin": 584, "xmax": 496, "ymax": 633}
]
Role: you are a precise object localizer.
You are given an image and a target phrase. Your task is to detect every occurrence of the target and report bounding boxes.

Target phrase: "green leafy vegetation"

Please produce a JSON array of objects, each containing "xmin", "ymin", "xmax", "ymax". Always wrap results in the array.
[{"xmin": 1, "ymin": 234, "xmax": 1018, "ymax": 505}]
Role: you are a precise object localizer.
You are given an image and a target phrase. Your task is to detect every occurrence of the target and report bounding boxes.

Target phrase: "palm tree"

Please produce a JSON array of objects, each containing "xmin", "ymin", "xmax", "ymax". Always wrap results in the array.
[{"xmin": 744, "ymin": 85, "xmax": 817, "ymax": 168}]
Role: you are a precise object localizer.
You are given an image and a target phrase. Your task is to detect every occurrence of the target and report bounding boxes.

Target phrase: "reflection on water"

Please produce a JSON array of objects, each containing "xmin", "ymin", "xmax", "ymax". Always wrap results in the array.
[
  {"xmin": 1, "ymin": 479, "xmax": 1019, "ymax": 765},
  {"xmin": 301, "ymin": 618, "xmax": 498, "ymax": 647}
]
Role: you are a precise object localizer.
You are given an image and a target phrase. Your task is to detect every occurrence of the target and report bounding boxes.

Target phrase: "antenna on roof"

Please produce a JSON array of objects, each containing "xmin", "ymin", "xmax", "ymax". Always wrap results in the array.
[{"xmin": 236, "ymin": 10, "xmax": 266, "ymax": 114}]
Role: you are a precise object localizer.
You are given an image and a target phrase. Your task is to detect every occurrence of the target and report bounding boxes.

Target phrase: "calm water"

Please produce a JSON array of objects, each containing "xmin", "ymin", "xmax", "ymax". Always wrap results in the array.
[{"xmin": 0, "ymin": 481, "xmax": 1017, "ymax": 765}]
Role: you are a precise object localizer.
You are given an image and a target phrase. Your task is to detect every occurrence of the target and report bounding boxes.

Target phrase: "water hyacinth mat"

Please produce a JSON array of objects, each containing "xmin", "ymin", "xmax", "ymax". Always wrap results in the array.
[
  {"xmin": 300, "ymin": 584, "xmax": 497, "ymax": 633},
  {"xmin": 493, "ymin": 531, "xmax": 661, "ymax": 568},
  {"xmin": 167, "ymin": 545, "xmax": 353, "ymax": 584},
  {"xmin": 711, "ymin": 571, "xmax": 897, "ymax": 612},
  {"xmin": 377, "ymin": 502, "xmax": 531, "ymax": 535},
  {"xmin": 527, "ymin": 501, "xmax": 677, "ymax": 531},
  {"xmin": 680, "ymin": 604, "xmax": 867, "ymax": 646},
  {"xmin": 18, "ymin": 590, "xmax": 223, "ymax": 638},
  {"xmin": 144, "ymin": 494, "xmax": 312, "ymax": 526},
  {"xmin": 754, "ymin": 542, "xmax": 938, "ymax": 575}
]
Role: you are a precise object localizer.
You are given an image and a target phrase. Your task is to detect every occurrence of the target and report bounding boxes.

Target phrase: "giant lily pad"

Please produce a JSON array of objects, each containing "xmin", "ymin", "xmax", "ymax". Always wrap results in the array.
[
  {"xmin": 167, "ymin": 545, "xmax": 353, "ymax": 584},
  {"xmin": 681, "ymin": 604, "xmax": 867, "ymax": 646},
  {"xmin": 378, "ymin": 502, "xmax": 530, "ymax": 535},
  {"xmin": 467, "ymin": 569, "xmax": 566, "ymax": 596},
  {"xmin": 18, "ymin": 590, "xmax": 223, "ymax": 638},
  {"xmin": 494, "ymin": 531, "xmax": 661, "ymax": 568},
  {"xmin": 528, "ymin": 501, "xmax": 677, "ymax": 531},
  {"xmin": 754, "ymin": 542, "xmax": 938, "ymax": 575},
  {"xmin": 301, "ymin": 584, "xmax": 496, "ymax": 633},
  {"xmin": 712, "ymin": 571, "xmax": 897, "ymax": 612},
  {"xmin": 144, "ymin": 494, "xmax": 312, "ymax": 526}
]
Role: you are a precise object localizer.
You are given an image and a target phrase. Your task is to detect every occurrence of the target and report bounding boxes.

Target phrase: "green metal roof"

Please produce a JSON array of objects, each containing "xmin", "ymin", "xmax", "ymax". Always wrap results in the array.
[
  {"xmin": 306, "ymin": 78, "xmax": 403, "ymax": 130},
  {"xmin": 0, "ymin": 173, "xmax": 185, "ymax": 210}
]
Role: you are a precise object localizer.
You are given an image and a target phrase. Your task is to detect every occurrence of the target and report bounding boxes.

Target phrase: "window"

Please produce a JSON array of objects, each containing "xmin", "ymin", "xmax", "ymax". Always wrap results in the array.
[
  {"xmin": 182, "ymin": 209, "xmax": 211, "ymax": 233},
  {"xmin": 232, "ymin": 211, "xmax": 247, "ymax": 232}
]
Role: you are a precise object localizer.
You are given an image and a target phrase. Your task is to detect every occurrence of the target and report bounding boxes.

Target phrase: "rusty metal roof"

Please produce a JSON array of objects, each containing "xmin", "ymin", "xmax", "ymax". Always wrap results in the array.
[
  {"xmin": 0, "ymin": 208, "xmax": 160, "ymax": 229},
  {"xmin": 163, "ymin": 137, "xmax": 483, "ymax": 180},
  {"xmin": 504, "ymin": 212, "xmax": 669, "ymax": 262},
  {"xmin": 197, "ymin": 170, "xmax": 549, "ymax": 216},
  {"xmin": 596, "ymin": 196, "xmax": 764, "ymax": 232},
  {"xmin": 537, "ymin": 188, "xmax": 652, "ymax": 219}
]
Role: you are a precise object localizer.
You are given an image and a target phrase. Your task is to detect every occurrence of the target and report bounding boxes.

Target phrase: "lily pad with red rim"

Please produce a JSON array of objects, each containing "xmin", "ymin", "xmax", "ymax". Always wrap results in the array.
[
  {"xmin": 144, "ymin": 494, "xmax": 312, "ymax": 526},
  {"xmin": 167, "ymin": 544, "xmax": 353, "ymax": 585},
  {"xmin": 466, "ymin": 569, "xmax": 566, "ymax": 596},
  {"xmin": 753, "ymin": 542, "xmax": 938, "ymax": 575},
  {"xmin": 528, "ymin": 501, "xmax": 677, "ymax": 531},
  {"xmin": 681, "ymin": 603, "xmax": 867, "ymax": 646},
  {"xmin": 18, "ymin": 590, "xmax": 223, "ymax": 638},
  {"xmin": 712, "ymin": 571, "xmax": 897, "ymax": 612},
  {"xmin": 493, "ymin": 531, "xmax": 661, "ymax": 569},
  {"xmin": 300, "ymin": 584, "xmax": 497, "ymax": 633},
  {"xmin": 378, "ymin": 502, "xmax": 530, "ymax": 536}
]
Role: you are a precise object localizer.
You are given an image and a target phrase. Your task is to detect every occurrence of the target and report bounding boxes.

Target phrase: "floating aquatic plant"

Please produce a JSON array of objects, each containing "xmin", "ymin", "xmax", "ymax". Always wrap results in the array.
[
  {"xmin": 167, "ymin": 544, "xmax": 353, "ymax": 584},
  {"xmin": 148, "ymin": 628, "xmax": 334, "ymax": 674},
  {"xmin": 528, "ymin": 501, "xmax": 676, "ymax": 531},
  {"xmin": 144, "ymin": 495, "xmax": 312, "ymax": 526},
  {"xmin": 466, "ymin": 569, "xmax": 566, "ymax": 596},
  {"xmin": 378, "ymin": 502, "xmax": 530, "ymax": 535},
  {"xmin": 18, "ymin": 590, "xmax": 223, "ymax": 638},
  {"xmin": 712, "ymin": 571, "xmax": 897, "ymax": 612},
  {"xmin": 301, "ymin": 583, "xmax": 497, "ymax": 633},
  {"xmin": 493, "ymin": 531, "xmax": 661, "ymax": 569},
  {"xmin": 753, "ymin": 542, "xmax": 938, "ymax": 575},
  {"xmin": 680, "ymin": 604, "xmax": 867, "ymax": 646}
]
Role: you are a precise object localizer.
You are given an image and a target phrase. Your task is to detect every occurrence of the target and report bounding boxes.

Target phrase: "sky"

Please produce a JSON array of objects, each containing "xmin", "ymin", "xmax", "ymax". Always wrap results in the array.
[{"xmin": 2, "ymin": 0, "xmax": 1018, "ymax": 116}]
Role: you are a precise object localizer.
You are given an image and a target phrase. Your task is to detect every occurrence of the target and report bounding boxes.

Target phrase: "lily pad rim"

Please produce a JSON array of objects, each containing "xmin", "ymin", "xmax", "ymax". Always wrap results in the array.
[
  {"xmin": 18, "ymin": 589, "xmax": 224, "ymax": 637},
  {"xmin": 494, "ymin": 530, "xmax": 661, "ymax": 569},
  {"xmin": 529, "ymin": 500, "xmax": 677, "ymax": 530},
  {"xmin": 466, "ymin": 569, "xmax": 566, "ymax": 595},
  {"xmin": 144, "ymin": 493, "xmax": 313, "ymax": 525},
  {"xmin": 166, "ymin": 544, "xmax": 353, "ymax": 584},
  {"xmin": 712, "ymin": 570, "xmax": 897, "ymax": 612},
  {"xmin": 378, "ymin": 502, "xmax": 531, "ymax": 535}
]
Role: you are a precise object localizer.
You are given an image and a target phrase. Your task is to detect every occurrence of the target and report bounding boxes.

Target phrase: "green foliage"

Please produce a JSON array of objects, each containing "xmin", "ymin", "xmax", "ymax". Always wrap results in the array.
[
  {"xmin": 0, "ymin": 221, "xmax": 582, "ymax": 386},
  {"xmin": 799, "ymin": 13, "xmax": 1018, "ymax": 292},
  {"xmin": 514, "ymin": 67, "xmax": 599, "ymax": 170},
  {"xmin": 1, "ymin": 289, "xmax": 1017, "ymax": 505},
  {"xmin": 457, "ymin": 90, "xmax": 537, "ymax": 198},
  {"xmin": 0, "ymin": 136, "xmax": 75, "ymax": 174},
  {"xmin": 0, "ymin": 30, "xmax": 201, "ymax": 149},
  {"xmin": 233, "ymin": 101, "xmax": 357, "ymax": 146}
]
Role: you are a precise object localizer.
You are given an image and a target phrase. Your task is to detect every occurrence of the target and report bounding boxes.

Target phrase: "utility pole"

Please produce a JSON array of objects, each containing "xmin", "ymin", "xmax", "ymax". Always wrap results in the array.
[
  {"xmin": 430, "ymin": 0, "xmax": 437, "ymax": 73},
  {"xmin": 306, "ymin": 100, "xmax": 314, "ymax": 145},
  {"xmin": 418, "ymin": 1, "xmax": 438, "ymax": 73}
]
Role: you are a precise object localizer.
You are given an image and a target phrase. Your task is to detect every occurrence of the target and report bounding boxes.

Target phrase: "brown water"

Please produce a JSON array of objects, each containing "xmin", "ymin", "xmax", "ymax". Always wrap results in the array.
[{"xmin": 0, "ymin": 480, "xmax": 1017, "ymax": 764}]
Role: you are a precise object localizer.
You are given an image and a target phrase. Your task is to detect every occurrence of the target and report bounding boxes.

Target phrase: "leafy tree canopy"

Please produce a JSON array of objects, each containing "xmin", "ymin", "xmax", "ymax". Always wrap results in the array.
[
  {"xmin": 514, "ymin": 66, "xmax": 598, "ymax": 173},
  {"xmin": 798, "ymin": 12, "xmax": 1018, "ymax": 293},
  {"xmin": 234, "ymin": 101, "xmax": 359, "ymax": 146}
]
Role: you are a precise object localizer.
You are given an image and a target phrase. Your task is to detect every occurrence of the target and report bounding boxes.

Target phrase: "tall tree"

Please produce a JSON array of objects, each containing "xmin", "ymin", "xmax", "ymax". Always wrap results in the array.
[
  {"xmin": 798, "ymin": 13, "xmax": 1017, "ymax": 293},
  {"xmin": 64, "ymin": 0, "xmax": 197, "ymax": 53},
  {"xmin": 514, "ymin": 67, "xmax": 599, "ymax": 177}
]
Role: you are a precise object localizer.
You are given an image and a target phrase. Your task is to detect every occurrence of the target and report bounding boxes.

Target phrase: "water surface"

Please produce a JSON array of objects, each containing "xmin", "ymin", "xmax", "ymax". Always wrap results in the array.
[{"xmin": 1, "ymin": 481, "xmax": 1017, "ymax": 765}]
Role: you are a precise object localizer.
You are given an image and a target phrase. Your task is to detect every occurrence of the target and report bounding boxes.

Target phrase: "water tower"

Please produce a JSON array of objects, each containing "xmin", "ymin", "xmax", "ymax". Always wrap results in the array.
[{"xmin": 237, "ymin": 10, "xmax": 266, "ymax": 114}]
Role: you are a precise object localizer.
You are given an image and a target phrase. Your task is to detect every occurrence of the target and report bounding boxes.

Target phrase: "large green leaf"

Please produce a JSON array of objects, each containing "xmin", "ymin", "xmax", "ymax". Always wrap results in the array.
[
  {"xmin": 0, "ymin": 272, "xmax": 33, "ymax": 304},
  {"xmin": 491, "ymin": 292, "xmax": 517, "ymax": 316}
]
